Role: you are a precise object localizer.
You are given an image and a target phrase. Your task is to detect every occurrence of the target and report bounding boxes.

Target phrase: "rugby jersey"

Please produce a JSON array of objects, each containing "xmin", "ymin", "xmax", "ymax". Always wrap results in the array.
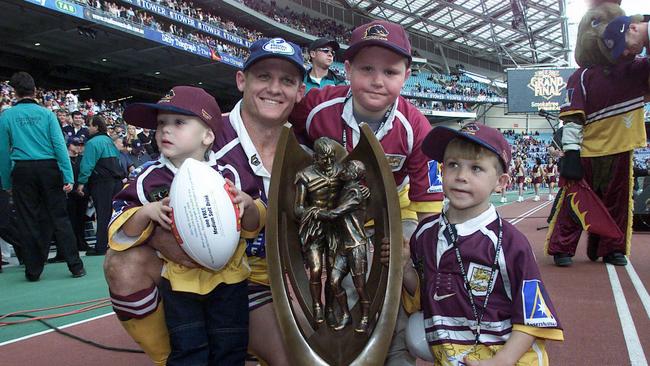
[{"xmin": 560, "ymin": 58, "xmax": 649, "ymax": 157}]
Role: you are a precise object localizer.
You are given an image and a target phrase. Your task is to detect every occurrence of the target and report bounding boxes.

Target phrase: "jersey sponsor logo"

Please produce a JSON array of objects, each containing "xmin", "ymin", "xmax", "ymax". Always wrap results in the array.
[
  {"xmin": 250, "ymin": 154, "xmax": 261, "ymax": 167},
  {"xmin": 385, "ymin": 154, "xmax": 406, "ymax": 171},
  {"xmin": 522, "ymin": 279, "xmax": 558, "ymax": 327},
  {"xmin": 246, "ymin": 231, "xmax": 266, "ymax": 258},
  {"xmin": 432, "ymin": 292, "xmax": 456, "ymax": 301},
  {"xmin": 110, "ymin": 199, "xmax": 129, "ymax": 225},
  {"xmin": 467, "ymin": 262, "xmax": 497, "ymax": 297},
  {"xmin": 427, "ymin": 160, "xmax": 443, "ymax": 193}
]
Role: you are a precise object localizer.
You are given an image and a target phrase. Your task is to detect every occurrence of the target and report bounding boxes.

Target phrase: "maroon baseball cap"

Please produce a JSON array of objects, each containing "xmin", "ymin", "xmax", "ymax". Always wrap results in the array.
[
  {"xmin": 344, "ymin": 20, "xmax": 412, "ymax": 62},
  {"xmin": 422, "ymin": 122, "xmax": 512, "ymax": 171},
  {"xmin": 123, "ymin": 86, "xmax": 221, "ymax": 135}
]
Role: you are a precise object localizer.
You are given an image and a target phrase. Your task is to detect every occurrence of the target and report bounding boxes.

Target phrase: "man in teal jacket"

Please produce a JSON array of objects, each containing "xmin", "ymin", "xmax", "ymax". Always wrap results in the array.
[
  {"xmin": 77, "ymin": 115, "xmax": 123, "ymax": 256},
  {"xmin": 0, "ymin": 72, "xmax": 85, "ymax": 281}
]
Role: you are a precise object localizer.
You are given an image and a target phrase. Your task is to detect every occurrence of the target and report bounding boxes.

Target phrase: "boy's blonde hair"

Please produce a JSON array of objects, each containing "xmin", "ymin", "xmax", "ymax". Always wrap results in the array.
[{"xmin": 443, "ymin": 137, "xmax": 505, "ymax": 175}]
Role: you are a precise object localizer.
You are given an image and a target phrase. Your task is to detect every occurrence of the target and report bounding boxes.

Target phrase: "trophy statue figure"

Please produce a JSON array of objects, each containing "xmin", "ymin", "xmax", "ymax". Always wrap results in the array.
[
  {"xmin": 294, "ymin": 137, "xmax": 343, "ymax": 327},
  {"xmin": 266, "ymin": 124, "xmax": 403, "ymax": 366},
  {"xmin": 320, "ymin": 160, "xmax": 371, "ymax": 334}
]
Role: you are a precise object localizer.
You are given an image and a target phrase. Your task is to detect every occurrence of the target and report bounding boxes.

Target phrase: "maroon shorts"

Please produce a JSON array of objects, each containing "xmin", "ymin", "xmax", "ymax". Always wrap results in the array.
[
  {"xmin": 533, "ymin": 176, "xmax": 542, "ymax": 184},
  {"xmin": 517, "ymin": 176, "xmax": 524, "ymax": 184},
  {"xmin": 547, "ymin": 176, "xmax": 557, "ymax": 184}
]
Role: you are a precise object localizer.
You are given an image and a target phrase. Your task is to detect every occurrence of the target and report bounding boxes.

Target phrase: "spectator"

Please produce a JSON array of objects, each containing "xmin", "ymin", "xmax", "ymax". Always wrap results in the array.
[
  {"xmin": 62, "ymin": 110, "xmax": 90, "ymax": 141},
  {"xmin": 137, "ymin": 127, "xmax": 158, "ymax": 157},
  {"xmin": 77, "ymin": 115, "xmax": 123, "ymax": 256},
  {"xmin": 304, "ymin": 38, "xmax": 345, "ymax": 93},
  {"xmin": 0, "ymin": 71, "xmax": 86, "ymax": 281},
  {"xmin": 113, "ymin": 135, "xmax": 134, "ymax": 180}
]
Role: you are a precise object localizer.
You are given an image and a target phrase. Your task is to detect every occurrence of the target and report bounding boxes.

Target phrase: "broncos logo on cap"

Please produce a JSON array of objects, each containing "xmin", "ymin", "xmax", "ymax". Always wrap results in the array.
[
  {"xmin": 460, "ymin": 122, "xmax": 480, "ymax": 135},
  {"xmin": 363, "ymin": 24, "xmax": 389, "ymax": 40},
  {"xmin": 160, "ymin": 89, "xmax": 175, "ymax": 103}
]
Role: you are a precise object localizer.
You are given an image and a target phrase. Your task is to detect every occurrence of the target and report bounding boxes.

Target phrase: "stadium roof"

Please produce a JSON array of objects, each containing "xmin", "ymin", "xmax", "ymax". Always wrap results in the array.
[{"xmin": 335, "ymin": 0, "xmax": 570, "ymax": 68}]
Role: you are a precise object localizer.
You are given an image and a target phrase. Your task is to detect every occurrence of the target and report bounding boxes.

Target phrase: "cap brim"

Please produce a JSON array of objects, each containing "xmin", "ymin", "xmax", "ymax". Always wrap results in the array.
[
  {"xmin": 344, "ymin": 40, "xmax": 411, "ymax": 61},
  {"xmin": 123, "ymin": 103, "xmax": 197, "ymax": 129},
  {"xmin": 422, "ymin": 126, "xmax": 503, "ymax": 165},
  {"xmin": 243, "ymin": 54, "xmax": 305, "ymax": 78}
]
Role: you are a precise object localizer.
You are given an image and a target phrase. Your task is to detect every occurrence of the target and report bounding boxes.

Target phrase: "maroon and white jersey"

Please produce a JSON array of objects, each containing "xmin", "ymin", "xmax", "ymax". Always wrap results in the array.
[
  {"xmin": 560, "ymin": 58, "xmax": 649, "ymax": 157},
  {"xmin": 214, "ymin": 101, "xmax": 273, "ymax": 284},
  {"xmin": 410, "ymin": 205, "xmax": 563, "ymax": 349},
  {"xmin": 290, "ymin": 85, "xmax": 442, "ymax": 213}
]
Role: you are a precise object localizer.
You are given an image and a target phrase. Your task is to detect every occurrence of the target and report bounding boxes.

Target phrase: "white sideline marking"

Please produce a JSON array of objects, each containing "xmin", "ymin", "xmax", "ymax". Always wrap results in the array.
[
  {"xmin": 606, "ymin": 264, "xmax": 648, "ymax": 365},
  {"xmin": 625, "ymin": 261, "xmax": 650, "ymax": 320},
  {"xmin": 0, "ymin": 311, "xmax": 115, "ymax": 347},
  {"xmin": 510, "ymin": 200, "xmax": 552, "ymax": 225}
]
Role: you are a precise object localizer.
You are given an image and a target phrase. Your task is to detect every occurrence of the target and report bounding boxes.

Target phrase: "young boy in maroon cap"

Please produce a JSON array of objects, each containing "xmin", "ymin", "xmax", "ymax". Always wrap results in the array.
[
  {"xmin": 384, "ymin": 122, "xmax": 564, "ymax": 365},
  {"xmin": 290, "ymin": 19, "xmax": 440, "ymax": 364},
  {"xmin": 107, "ymin": 86, "xmax": 265, "ymax": 365}
]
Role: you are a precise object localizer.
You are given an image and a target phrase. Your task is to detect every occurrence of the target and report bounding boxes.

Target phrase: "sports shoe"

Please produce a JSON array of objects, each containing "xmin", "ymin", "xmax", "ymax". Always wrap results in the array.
[
  {"xmin": 500, "ymin": 197, "xmax": 506, "ymax": 203},
  {"xmin": 71, "ymin": 267, "xmax": 87, "ymax": 278},
  {"xmin": 548, "ymin": 194, "xmax": 554, "ymax": 201},
  {"xmin": 533, "ymin": 195, "xmax": 540, "ymax": 202},
  {"xmin": 553, "ymin": 254, "xmax": 573, "ymax": 267},
  {"xmin": 517, "ymin": 196, "xmax": 524, "ymax": 202},
  {"xmin": 603, "ymin": 252, "xmax": 627, "ymax": 266},
  {"xmin": 26, "ymin": 273, "xmax": 41, "ymax": 282}
]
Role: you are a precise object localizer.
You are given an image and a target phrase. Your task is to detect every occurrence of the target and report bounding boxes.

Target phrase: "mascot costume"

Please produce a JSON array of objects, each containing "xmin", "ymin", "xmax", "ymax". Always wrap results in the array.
[{"xmin": 545, "ymin": 0, "xmax": 650, "ymax": 266}]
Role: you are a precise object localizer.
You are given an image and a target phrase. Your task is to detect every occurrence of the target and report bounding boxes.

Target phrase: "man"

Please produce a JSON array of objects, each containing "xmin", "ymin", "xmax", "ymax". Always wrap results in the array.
[
  {"xmin": 304, "ymin": 38, "xmax": 346, "ymax": 93},
  {"xmin": 103, "ymin": 37, "xmax": 305, "ymax": 365},
  {"xmin": 294, "ymin": 138, "xmax": 343, "ymax": 328},
  {"xmin": 0, "ymin": 71, "xmax": 85, "ymax": 281},
  {"xmin": 56, "ymin": 109, "xmax": 70, "ymax": 130},
  {"xmin": 62, "ymin": 110, "xmax": 90, "ymax": 142},
  {"xmin": 137, "ymin": 127, "xmax": 158, "ymax": 157}
]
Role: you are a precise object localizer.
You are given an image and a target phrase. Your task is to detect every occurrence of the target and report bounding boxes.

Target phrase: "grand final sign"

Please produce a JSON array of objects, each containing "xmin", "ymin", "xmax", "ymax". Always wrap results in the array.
[{"xmin": 506, "ymin": 67, "xmax": 576, "ymax": 114}]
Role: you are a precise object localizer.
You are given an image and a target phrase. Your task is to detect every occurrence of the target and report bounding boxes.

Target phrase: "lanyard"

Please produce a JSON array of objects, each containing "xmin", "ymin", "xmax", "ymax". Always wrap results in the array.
[
  {"xmin": 441, "ymin": 213, "xmax": 503, "ymax": 345},
  {"xmin": 343, "ymin": 96, "xmax": 393, "ymax": 148}
]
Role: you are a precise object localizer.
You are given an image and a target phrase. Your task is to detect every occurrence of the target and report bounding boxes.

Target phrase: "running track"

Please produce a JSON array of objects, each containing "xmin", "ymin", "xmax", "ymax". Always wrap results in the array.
[{"xmin": 1, "ymin": 198, "xmax": 649, "ymax": 365}]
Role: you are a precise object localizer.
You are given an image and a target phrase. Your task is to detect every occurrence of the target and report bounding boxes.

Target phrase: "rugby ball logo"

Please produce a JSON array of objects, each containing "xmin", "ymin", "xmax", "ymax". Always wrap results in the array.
[{"xmin": 169, "ymin": 158, "xmax": 241, "ymax": 271}]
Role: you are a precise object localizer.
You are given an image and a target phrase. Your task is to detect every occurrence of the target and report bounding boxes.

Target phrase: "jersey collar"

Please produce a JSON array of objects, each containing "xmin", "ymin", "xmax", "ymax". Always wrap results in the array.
[
  {"xmin": 341, "ymin": 90, "xmax": 400, "ymax": 144},
  {"xmin": 229, "ymin": 101, "xmax": 272, "ymax": 180},
  {"xmin": 442, "ymin": 203, "xmax": 497, "ymax": 237}
]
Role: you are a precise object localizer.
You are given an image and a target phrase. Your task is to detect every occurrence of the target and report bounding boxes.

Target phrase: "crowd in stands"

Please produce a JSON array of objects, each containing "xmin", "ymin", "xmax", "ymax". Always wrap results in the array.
[
  {"xmin": 241, "ymin": 0, "xmax": 351, "ymax": 44},
  {"xmin": 408, "ymin": 99, "xmax": 470, "ymax": 112}
]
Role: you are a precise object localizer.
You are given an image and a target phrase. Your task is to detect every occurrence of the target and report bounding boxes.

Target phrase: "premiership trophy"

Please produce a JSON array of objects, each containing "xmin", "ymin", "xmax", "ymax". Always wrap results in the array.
[{"xmin": 266, "ymin": 124, "xmax": 403, "ymax": 365}]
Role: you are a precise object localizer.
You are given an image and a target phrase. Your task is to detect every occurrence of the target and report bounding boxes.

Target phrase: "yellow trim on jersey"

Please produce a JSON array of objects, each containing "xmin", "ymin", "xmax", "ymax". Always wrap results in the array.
[
  {"xmin": 402, "ymin": 275, "xmax": 421, "ymax": 314},
  {"xmin": 248, "ymin": 256, "xmax": 270, "ymax": 286},
  {"xmin": 162, "ymin": 240, "xmax": 250, "ymax": 295},
  {"xmin": 581, "ymin": 109, "xmax": 646, "ymax": 157},
  {"xmin": 409, "ymin": 200, "xmax": 443, "ymax": 215},
  {"xmin": 399, "ymin": 184, "xmax": 443, "ymax": 218},
  {"xmin": 108, "ymin": 207, "xmax": 154, "ymax": 251},
  {"xmin": 625, "ymin": 152, "xmax": 634, "ymax": 255},
  {"xmin": 513, "ymin": 324, "xmax": 564, "ymax": 341},
  {"xmin": 558, "ymin": 110, "xmax": 586, "ymax": 122},
  {"xmin": 431, "ymin": 338, "xmax": 550, "ymax": 366}
]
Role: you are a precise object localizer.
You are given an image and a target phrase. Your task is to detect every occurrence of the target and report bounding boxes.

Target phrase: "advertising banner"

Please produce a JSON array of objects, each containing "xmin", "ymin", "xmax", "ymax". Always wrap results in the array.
[
  {"xmin": 122, "ymin": 0, "xmax": 250, "ymax": 48},
  {"xmin": 25, "ymin": 0, "xmax": 85, "ymax": 19},
  {"xmin": 506, "ymin": 68, "xmax": 577, "ymax": 114}
]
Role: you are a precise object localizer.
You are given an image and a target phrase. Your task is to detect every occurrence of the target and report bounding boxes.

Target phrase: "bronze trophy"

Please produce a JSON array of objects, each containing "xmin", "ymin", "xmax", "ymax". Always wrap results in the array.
[{"xmin": 266, "ymin": 124, "xmax": 404, "ymax": 365}]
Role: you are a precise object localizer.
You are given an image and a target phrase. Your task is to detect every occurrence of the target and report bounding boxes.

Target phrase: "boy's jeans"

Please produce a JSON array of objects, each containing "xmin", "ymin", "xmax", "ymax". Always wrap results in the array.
[{"xmin": 160, "ymin": 279, "xmax": 249, "ymax": 366}]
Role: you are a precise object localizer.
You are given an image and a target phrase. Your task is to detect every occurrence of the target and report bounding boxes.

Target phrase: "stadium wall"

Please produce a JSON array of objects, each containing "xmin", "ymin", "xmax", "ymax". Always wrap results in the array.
[{"xmin": 476, "ymin": 104, "xmax": 556, "ymax": 133}]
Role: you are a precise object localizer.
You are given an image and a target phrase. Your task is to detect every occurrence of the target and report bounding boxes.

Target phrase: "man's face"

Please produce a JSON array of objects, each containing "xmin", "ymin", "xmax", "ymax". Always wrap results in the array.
[
  {"xmin": 345, "ymin": 46, "xmax": 410, "ymax": 119},
  {"xmin": 57, "ymin": 112, "xmax": 69, "ymax": 126},
  {"xmin": 310, "ymin": 46, "xmax": 334, "ymax": 69},
  {"xmin": 236, "ymin": 58, "xmax": 305, "ymax": 127},
  {"xmin": 72, "ymin": 114, "xmax": 84, "ymax": 127}
]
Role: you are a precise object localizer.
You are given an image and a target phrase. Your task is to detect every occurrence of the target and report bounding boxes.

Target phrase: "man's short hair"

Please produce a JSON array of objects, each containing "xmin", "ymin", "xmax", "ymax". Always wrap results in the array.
[
  {"xmin": 9, "ymin": 72, "xmax": 35, "ymax": 97},
  {"xmin": 71, "ymin": 110, "xmax": 83, "ymax": 118},
  {"xmin": 90, "ymin": 115, "xmax": 107, "ymax": 133}
]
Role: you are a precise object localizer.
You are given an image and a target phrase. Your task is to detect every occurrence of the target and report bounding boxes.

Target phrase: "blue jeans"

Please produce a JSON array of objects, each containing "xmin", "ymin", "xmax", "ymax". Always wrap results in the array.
[{"xmin": 159, "ymin": 279, "xmax": 249, "ymax": 366}]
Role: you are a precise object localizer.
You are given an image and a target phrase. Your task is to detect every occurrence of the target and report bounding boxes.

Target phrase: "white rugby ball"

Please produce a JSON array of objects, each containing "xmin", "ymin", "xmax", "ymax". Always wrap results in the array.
[
  {"xmin": 169, "ymin": 158, "xmax": 240, "ymax": 271},
  {"xmin": 405, "ymin": 311, "xmax": 435, "ymax": 362}
]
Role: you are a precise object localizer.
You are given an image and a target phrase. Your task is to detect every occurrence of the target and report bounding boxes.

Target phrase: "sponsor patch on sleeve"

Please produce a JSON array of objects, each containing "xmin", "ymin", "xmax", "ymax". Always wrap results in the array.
[
  {"xmin": 522, "ymin": 279, "xmax": 558, "ymax": 327},
  {"xmin": 427, "ymin": 160, "xmax": 443, "ymax": 193}
]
